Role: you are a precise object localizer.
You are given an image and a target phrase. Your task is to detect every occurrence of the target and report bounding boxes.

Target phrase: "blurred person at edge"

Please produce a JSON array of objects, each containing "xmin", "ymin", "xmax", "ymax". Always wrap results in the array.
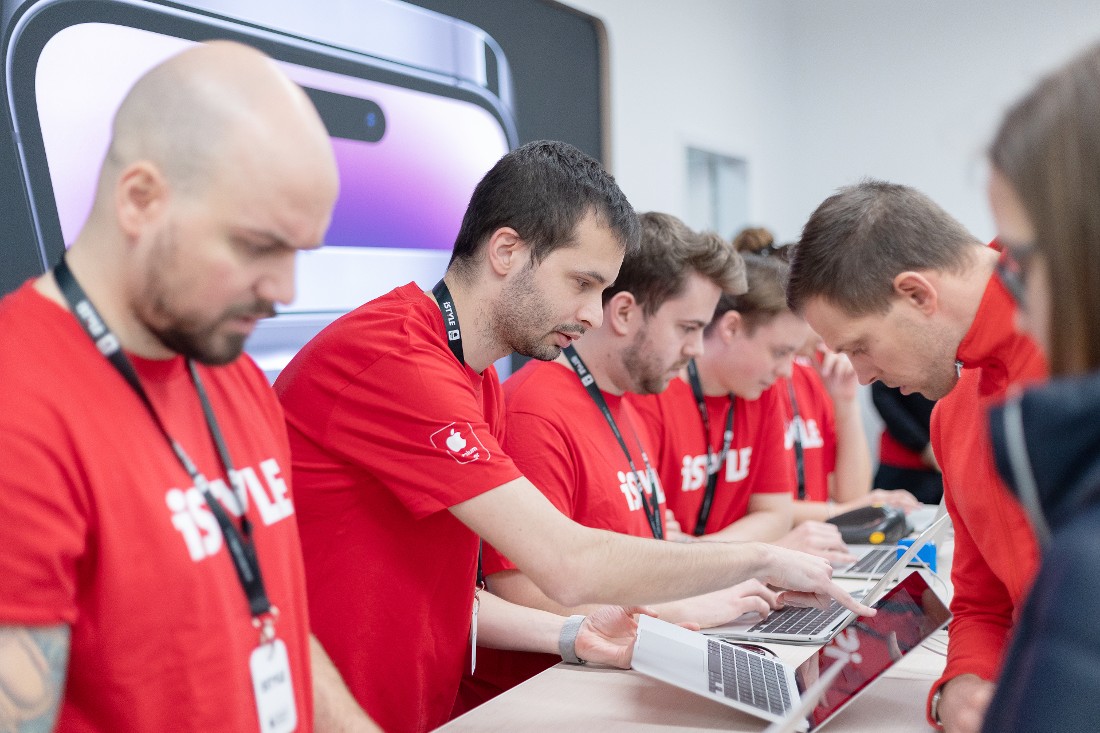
[
  {"xmin": 981, "ymin": 40, "xmax": 1100, "ymax": 733},
  {"xmin": 786, "ymin": 179, "xmax": 1047, "ymax": 733}
]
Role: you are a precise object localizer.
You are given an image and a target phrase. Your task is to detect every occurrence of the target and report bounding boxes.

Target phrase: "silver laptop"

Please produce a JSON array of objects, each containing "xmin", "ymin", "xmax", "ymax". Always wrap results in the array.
[
  {"xmin": 705, "ymin": 513, "xmax": 950, "ymax": 645},
  {"xmin": 833, "ymin": 499, "xmax": 948, "ymax": 580},
  {"xmin": 632, "ymin": 572, "xmax": 951, "ymax": 731},
  {"xmin": 906, "ymin": 499, "xmax": 947, "ymax": 534}
]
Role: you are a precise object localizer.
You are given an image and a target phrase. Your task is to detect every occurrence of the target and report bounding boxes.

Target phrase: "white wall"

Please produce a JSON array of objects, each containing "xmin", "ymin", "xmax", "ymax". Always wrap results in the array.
[{"xmin": 563, "ymin": 0, "xmax": 1100, "ymax": 243}]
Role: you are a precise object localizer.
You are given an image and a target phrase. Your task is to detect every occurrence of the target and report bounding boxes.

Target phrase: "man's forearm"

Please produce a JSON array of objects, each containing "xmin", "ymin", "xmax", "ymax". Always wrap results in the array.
[
  {"xmin": 450, "ymin": 478, "xmax": 856, "ymax": 612},
  {"xmin": 697, "ymin": 508, "xmax": 791, "ymax": 544},
  {"xmin": 310, "ymin": 635, "xmax": 382, "ymax": 733},
  {"xmin": 475, "ymin": 590, "xmax": 572, "ymax": 652},
  {"xmin": 487, "ymin": 569, "xmax": 686, "ymax": 625},
  {"xmin": 542, "ymin": 524, "xmax": 777, "ymax": 606}
]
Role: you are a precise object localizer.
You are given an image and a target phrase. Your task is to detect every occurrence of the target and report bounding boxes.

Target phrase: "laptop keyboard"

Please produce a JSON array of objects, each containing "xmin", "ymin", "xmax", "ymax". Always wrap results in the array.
[
  {"xmin": 746, "ymin": 600, "xmax": 847, "ymax": 636},
  {"xmin": 707, "ymin": 639, "xmax": 792, "ymax": 715},
  {"xmin": 846, "ymin": 547, "xmax": 895, "ymax": 574}
]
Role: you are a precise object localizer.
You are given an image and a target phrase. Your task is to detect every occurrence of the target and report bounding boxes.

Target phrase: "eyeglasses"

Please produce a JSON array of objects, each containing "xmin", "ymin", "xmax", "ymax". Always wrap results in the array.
[{"xmin": 995, "ymin": 242, "xmax": 1038, "ymax": 309}]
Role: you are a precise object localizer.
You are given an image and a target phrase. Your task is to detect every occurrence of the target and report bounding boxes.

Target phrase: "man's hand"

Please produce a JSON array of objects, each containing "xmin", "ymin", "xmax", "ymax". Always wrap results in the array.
[
  {"xmin": 813, "ymin": 349, "xmax": 859, "ymax": 403},
  {"xmin": 937, "ymin": 675, "xmax": 994, "ymax": 733},
  {"xmin": 573, "ymin": 606, "xmax": 651, "ymax": 669},
  {"xmin": 677, "ymin": 580, "xmax": 782, "ymax": 628},
  {"xmin": 858, "ymin": 488, "xmax": 921, "ymax": 513},
  {"xmin": 775, "ymin": 521, "xmax": 857, "ymax": 564},
  {"xmin": 757, "ymin": 545, "xmax": 875, "ymax": 616}
]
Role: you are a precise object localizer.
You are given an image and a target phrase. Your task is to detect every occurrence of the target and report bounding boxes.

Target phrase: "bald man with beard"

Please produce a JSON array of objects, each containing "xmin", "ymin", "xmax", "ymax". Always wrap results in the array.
[{"xmin": 0, "ymin": 42, "xmax": 380, "ymax": 732}]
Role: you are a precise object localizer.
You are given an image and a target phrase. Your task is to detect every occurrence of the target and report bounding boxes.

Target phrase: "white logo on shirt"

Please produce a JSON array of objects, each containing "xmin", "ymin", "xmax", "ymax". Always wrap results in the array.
[
  {"xmin": 785, "ymin": 417, "xmax": 824, "ymax": 450},
  {"xmin": 679, "ymin": 448, "xmax": 752, "ymax": 490},
  {"xmin": 429, "ymin": 422, "xmax": 490, "ymax": 464},
  {"xmin": 618, "ymin": 468, "xmax": 665, "ymax": 511},
  {"xmin": 165, "ymin": 458, "xmax": 294, "ymax": 562}
]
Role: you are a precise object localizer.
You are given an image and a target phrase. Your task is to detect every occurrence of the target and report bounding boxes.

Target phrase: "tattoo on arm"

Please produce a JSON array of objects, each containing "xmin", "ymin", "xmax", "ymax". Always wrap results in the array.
[{"xmin": 0, "ymin": 625, "xmax": 71, "ymax": 733}]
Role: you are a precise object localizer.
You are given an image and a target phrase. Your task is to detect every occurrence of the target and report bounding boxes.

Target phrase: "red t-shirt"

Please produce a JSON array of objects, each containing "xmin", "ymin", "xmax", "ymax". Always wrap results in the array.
[
  {"xmin": 878, "ymin": 430, "xmax": 928, "ymax": 470},
  {"xmin": 628, "ymin": 377, "xmax": 794, "ymax": 535},
  {"xmin": 0, "ymin": 282, "xmax": 312, "ymax": 733},
  {"xmin": 927, "ymin": 271, "xmax": 1046, "ymax": 720},
  {"xmin": 781, "ymin": 361, "xmax": 837, "ymax": 503},
  {"xmin": 458, "ymin": 360, "xmax": 667, "ymax": 709},
  {"xmin": 274, "ymin": 282, "xmax": 522, "ymax": 733}
]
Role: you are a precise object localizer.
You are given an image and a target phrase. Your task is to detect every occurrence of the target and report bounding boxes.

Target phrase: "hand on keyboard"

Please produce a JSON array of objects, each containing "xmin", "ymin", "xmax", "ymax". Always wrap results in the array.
[
  {"xmin": 757, "ymin": 544, "xmax": 876, "ymax": 617},
  {"xmin": 775, "ymin": 521, "xmax": 857, "ymax": 564}
]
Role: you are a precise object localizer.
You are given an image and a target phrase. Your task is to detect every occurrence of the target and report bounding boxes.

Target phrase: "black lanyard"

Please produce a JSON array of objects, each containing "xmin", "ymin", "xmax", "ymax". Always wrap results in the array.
[
  {"xmin": 432, "ymin": 279, "xmax": 485, "ymax": 585},
  {"xmin": 562, "ymin": 345, "xmax": 663, "ymax": 539},
  {"xmin": 54, "ymin": 256, "xmax": 276, "ymax": 634},
  {"xmin": 685, "ymin": 359, "xmax": 735, "ymax": 536},
  {"xmin": 786, "ymin": 377, "xmax": 807, "ymax": 500},
  {"xmin": 433, "ymin": 278, "xmax": 465, "ymax": 365}
]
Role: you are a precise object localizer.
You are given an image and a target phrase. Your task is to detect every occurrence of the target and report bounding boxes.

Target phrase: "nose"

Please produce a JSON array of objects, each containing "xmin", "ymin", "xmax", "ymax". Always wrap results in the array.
[
  {"xmin": 685, "ymin": 329, "xmax": 705, "ymax": 359},
  {"xmin": 256, "ymin": 252, "xmax": 298, "ymax": 306},
  {"xmin": 852, "ymin": 362, "xmax": 876, "ymax": 386},
  {"xmin": 776, "ymin": 355, "xmax": 794, "ymax": 380},
  {"xmin": 577, "ymin": 292, "xmax": 603, "ymax": 330}
]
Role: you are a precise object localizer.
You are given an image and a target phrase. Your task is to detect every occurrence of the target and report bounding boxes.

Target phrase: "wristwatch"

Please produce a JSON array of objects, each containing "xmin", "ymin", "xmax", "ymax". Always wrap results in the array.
[
  {"xmin": 930, "ymin": 686, "xmax": 944, "ymax": 726},
  {"xmin": 558, "ymin": 614, "xmax": 588, "ymax": 665}
]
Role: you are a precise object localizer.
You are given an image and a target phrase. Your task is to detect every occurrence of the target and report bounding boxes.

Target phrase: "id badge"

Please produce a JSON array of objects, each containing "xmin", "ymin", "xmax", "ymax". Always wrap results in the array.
[
  {"xmin": 470, "ymin": 592, "xmax": 480, "ymax": 675},
  {"xmin": 250, "ymin": 639, "xmax": 298, "ymax": 733}
]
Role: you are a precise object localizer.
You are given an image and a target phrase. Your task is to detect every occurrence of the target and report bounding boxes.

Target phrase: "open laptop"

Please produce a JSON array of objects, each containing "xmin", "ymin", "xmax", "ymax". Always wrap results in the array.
[
  {"xmin": 833, "ymin": 498, "xmax": 948, "ymax": 580},
  {"xmin": 632, "ymin": 571, "xmax": 951, "ymax": 731},
  {"xmin": 705, "ymin": 513, "xmax": 950, "ymax": 645}
]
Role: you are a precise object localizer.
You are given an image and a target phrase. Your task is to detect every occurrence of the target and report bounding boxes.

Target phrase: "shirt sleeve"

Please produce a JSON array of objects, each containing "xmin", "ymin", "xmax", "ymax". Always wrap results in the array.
[
  {"xmin": 927, "ymin": 409, "xmax": 1015, "ymax": 723},
  {"xmin": 0, "ymin": 393, "xmax": 86, "ymax": 625},
  {"xmin": 321, "ymin": 345, "xmax": 521, "ymax": 519}
]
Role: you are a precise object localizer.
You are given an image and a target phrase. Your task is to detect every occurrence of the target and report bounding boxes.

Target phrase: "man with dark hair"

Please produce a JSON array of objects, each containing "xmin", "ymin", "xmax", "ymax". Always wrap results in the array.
[
  {"xmin": 275, "ymin": 141, "xmax": 870, "ymax": 732},
  {"xmin": 458, "ymin": 213, "xmax": 785, "ymax": 709},
  {"xmin": 787, "ymin": 179, "xmax": 1046, "ymax": 733},
  {"xmin": 0, "ymin": 41, "xmax": 381, "ymax": 732},
  {"xmin": 631, "ymin": 254, "xmax": 855, "ymax": 561}
]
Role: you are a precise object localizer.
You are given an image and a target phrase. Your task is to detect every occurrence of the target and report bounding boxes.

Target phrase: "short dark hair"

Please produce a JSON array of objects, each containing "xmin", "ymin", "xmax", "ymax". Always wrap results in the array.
[
  {"xmin": 448, "ymin": 140, "xmax": 639, "ymax": 276},
  {"xmin": 706, "ymin": 254, "xmax": 788, "ymax": 338},
  {"xmin": 604, "ymin": 212, "xmax": 745, "ymax": 316},
  {"xmin": 991, "ymin": 42, "xmax": 1100, "ymax": 376},
  {"xmin": 786, "ymin": 179, "xmax": 981, "ymax": 317}
]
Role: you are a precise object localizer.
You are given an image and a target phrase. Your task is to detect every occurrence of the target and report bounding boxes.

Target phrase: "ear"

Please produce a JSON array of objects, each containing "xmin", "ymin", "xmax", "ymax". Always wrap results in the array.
[
  {"xmin": 115, "ymin": 161, "xmax": 169, "ymax": 240},
  {"xmin": 605, "ymin": 290, "xmax": 640, "ymax": 337},
  {"xmin": 892, "ymin": 271, "xmax": 939, "ymax": 315},
  {"xmin": 485, "ymin": 227, "xmax": 528, "ymax": 277},
  {"xmin": 716, "ymin": 309, "xmax": 743, "ymax": 344}
]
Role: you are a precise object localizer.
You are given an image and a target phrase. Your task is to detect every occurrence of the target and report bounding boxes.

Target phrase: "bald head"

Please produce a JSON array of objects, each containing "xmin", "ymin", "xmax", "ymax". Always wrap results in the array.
[
  {"xmin": 103, "ymin": 41, "xmax": 334, "ymax": 199},
  {"xmin": 64, "ymin": 41, "xmax": 339, "ymax": 365}
]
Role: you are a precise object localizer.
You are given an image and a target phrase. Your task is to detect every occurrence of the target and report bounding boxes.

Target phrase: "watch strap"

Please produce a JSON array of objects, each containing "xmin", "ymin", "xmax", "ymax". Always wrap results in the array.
[{"xmin": 558, "ymin": 614, "xmax": 588, "ymax": 665}]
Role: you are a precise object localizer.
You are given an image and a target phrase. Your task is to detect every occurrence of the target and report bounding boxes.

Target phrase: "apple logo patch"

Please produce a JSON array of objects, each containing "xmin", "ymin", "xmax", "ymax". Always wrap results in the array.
[{"xmin": 430, "ymin": 422, "xmax": 490, "ymax": 464}]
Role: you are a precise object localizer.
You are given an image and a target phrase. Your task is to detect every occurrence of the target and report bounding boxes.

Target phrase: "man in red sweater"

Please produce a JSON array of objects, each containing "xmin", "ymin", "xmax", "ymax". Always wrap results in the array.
[{"xmin": 786, "ymin": 180, "xmax": 1047, "ymax": 733}]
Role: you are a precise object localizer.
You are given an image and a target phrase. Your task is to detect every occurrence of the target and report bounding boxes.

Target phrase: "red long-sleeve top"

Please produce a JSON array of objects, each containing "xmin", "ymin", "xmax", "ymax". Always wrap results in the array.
[{"xmin": 926, "ymin": 270, "xmax": 1047, "ymax": 725}]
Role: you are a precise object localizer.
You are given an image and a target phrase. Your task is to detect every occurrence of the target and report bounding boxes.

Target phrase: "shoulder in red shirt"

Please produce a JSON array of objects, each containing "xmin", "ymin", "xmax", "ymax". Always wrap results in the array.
[
  {"xmin": 0, "ymin": 281, "xmax": 313, "ymax": 733},
  {"xmin": 275, "ymin": 282, "xmax": 522, "ymax": 733}
]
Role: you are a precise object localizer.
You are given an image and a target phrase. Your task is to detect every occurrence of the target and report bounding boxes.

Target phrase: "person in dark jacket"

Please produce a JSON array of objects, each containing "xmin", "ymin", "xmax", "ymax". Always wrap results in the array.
[
  {"xmin": 871, "ymin": 382, "xmax": 943, "ymax": 505},
  {"xmin": 980, "ymin": 40, "xmax": 1100, "ymax": 733}
]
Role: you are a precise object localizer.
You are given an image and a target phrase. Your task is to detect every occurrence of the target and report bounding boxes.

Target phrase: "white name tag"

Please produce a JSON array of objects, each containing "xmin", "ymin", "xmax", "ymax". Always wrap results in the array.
[{"xmin": 250, "ymin": 639, "xmax": 298, "ymax": 733}]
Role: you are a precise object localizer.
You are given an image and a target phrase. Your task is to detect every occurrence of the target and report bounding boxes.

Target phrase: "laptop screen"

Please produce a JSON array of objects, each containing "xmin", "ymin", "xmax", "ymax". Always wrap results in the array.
[{"xmin": 795, "ymin": 571, "xmax": 951, "ymax": 729}]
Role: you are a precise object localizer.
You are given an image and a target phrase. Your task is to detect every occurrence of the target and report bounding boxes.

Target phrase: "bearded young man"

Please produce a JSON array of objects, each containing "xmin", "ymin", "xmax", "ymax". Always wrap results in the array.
[{"xmin": 275, "ymin": 141, "xmax": 870, "ymax": 733}]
